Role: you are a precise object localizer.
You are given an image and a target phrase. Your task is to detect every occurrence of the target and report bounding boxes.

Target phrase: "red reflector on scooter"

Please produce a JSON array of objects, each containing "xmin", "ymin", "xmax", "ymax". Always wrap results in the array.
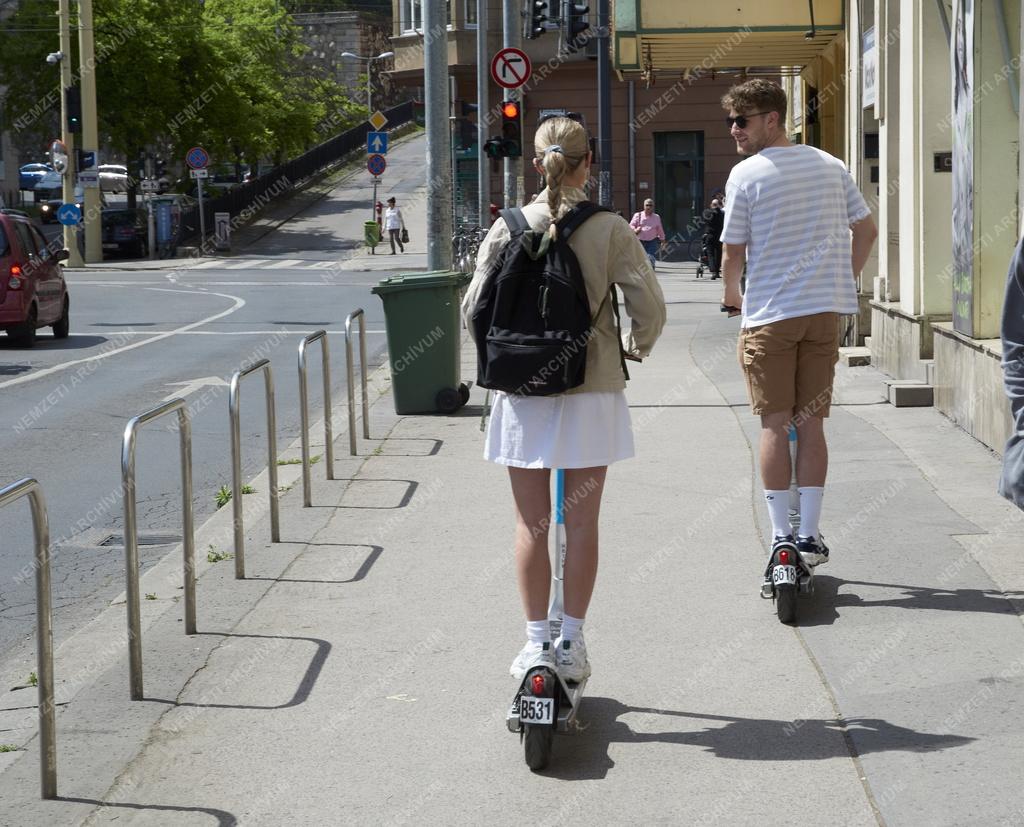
[
  {"xmin": 531, "ymin": 674, "xmax": 546, "ymax": 695},
  {"xmin": 778, "ymin": 549, "xmax": 790, "ymax": 566}
]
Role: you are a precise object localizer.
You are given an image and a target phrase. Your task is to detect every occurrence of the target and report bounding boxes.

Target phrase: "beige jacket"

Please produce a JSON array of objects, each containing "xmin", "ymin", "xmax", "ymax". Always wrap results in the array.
[{"xmin": 461, "ymin": 186, "xmax": 666, "ymax": 394}]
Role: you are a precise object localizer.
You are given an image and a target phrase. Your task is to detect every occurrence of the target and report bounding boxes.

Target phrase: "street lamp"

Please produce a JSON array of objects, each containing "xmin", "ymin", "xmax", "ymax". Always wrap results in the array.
[{"xmin": 341, "ymin": 50, "xmax": 394, "ymax": 114}]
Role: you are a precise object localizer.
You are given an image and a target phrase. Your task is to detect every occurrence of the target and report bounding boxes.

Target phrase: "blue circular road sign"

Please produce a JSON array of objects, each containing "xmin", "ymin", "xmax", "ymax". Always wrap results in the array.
[
  {"xmin": 186, "ymin": 146, "xmax": 210, "ymax": 170},
  {"xmin": 56, "ymin": 203, "xmax": 82, "ymax": 226},
  {"xmin": 367, "ymin": 153, "xmax": 387, "ymax": 177}
]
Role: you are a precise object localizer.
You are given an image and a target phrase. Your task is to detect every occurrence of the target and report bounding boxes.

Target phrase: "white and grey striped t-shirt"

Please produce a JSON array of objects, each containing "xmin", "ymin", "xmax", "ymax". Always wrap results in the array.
[{"xmin": 721, "ymin": 145, "xmax": 871, "ymax": 328}]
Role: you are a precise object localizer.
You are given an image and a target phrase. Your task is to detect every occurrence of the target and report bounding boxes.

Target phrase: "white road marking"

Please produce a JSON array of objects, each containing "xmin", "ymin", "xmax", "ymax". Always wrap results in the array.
[
  {"xmin": 0, "ymin": 288, "xmax": 246, "ymax": 391},
  {"xmin": 224, "ymin": 259, "xmax": 271, "ymax": 269},
  {"xmin": 161, "ymin": 376, "xmax": 230, "ymax": 402},
  {"xmin": 271, "ymin": 259, "xmax": 305, "ymax": 268},
  {"xmin": 188, "ymin": 260, "xmax": 226, "ymax": 269}
]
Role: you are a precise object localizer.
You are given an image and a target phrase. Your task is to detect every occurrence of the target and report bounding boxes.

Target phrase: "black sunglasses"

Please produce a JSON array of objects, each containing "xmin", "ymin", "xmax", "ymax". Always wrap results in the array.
[{"xmin": 726, "ymin": 111, "xmax": 772, "ymax": 129}]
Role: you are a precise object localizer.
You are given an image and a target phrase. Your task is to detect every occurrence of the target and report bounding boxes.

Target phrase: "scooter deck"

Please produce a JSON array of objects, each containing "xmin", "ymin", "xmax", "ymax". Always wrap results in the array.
[{"xmin": 506, "ymin": 674, "xmax": 587, "ymax": 733}]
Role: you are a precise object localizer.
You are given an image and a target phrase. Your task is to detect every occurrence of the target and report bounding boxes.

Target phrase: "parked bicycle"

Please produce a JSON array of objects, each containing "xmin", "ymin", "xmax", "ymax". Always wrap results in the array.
[{"xmin": 452, "ymin": 225, "xmax": 486, "ymax": 274}]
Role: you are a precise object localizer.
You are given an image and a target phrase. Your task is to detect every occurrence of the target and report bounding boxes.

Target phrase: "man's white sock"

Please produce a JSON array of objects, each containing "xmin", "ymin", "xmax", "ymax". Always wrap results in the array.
[
  {"xmin": 798, "ymin": 487, "xmax": 825, "ymax": 539},
  {"xmin": 560, "ymin": 614, "xmax": 585, "ymax": 643},
  {"xmin": 526, "ymin": 620, "xmax": 550, "ymax": 646},
  {"xmin": 764, "ymin": 490, "xmax": 793, "ymax": 538}
]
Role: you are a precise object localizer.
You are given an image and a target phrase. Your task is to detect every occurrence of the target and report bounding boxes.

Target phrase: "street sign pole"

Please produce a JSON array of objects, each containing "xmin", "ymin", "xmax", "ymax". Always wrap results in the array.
[
  {"xmin": 424, "ymin": 0, "xmax": 452, "ymax": 270},
  {"xmin": 476, "ymin": 0, "xmax": 489, "ymax": 226},
  {"xmin": 78, "ymin": 0, "xmax": 101, "ymax": 263},
  {"xmin": 197, "ymin": 177, "xmax": 206, "ymax": 245},
  {"xmin": 58, "ymin": 0, "xmax": 83, "ymax": 267},
  {"xmin": 147, "ymin": 194, "xmax": 156, "ymax": 260}
]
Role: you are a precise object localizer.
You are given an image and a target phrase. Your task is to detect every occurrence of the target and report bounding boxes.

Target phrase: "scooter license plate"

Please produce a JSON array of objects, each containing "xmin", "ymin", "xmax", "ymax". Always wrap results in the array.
[
  {"xmin": 772, "ymin": 565, "xmax": 798, "ymax": 586},
  {"xmin": 520, "ymin": 696, "xmax": 554, "ymax": 725}
]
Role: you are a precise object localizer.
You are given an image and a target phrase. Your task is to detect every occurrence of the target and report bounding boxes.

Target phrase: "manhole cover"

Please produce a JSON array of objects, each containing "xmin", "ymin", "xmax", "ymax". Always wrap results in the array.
[{"xmin": 98, "ymin": 533, "xmax": 181, "ymax": 547}]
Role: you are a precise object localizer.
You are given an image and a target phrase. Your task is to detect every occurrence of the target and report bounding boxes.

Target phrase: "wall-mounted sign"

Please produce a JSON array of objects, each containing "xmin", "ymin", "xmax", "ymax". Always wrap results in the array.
[{"xmin": 862, "ymin": 27, "xmax": 877, "ymax": 110}]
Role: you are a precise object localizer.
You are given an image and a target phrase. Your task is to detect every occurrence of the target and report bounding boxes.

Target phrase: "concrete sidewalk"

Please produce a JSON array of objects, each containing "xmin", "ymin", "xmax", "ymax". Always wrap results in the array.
[{"xmin": 1, "ymin": 272, "xmax": 1023, "ymax": 825}]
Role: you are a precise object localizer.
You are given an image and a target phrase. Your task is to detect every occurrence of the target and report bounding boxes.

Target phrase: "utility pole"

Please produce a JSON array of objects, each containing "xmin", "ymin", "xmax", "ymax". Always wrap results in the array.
[
  {"xmin": 502, "ymin": 0, "xmax": 521, "ymax": 207},
  {"xmin": 596, "ymin": 0, "xmax": 612, "ymax": 207},
  {"xmin": 78, "ymin": 0, "xmax": 101, "ymax": 263},
  {"xmin": 424, "ymin": 0, "xmax": 453, "ymax": 270},
  {"xmin": 476, "ymin": 0, "xmax": 490, "ymax": 226},
  {"xmin": 58, "ymin": 0, "xmax": 83, "ymax": 267}
]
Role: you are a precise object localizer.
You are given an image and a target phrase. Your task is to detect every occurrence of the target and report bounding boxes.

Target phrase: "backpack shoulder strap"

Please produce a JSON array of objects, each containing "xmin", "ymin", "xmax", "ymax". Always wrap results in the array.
[
  {"xmin": 498, "ymin": 207, "xmax": 530, "ymax": 237},
  {"xmin": 556, "ymin": 201, "xmax": 613, "ymax": 240}
]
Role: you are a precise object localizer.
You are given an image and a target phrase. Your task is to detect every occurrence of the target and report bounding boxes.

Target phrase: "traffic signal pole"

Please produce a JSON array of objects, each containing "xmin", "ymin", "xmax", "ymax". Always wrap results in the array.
[
  {"xmin": 502, "ymin": 0, "xmax": 521, "ymax": 207},
  {"xmin": 78, "ymin": 0, "xmax": 101, "ymax": 263},
  {"xmin": 58, "ymin": 0, "xmax": 83, "ymax": 267},
  {"xmin": 476, "ymin": 0, "xmax": 489, "ymax": 226},
  {"xmin": 424, "ymin": 0, "xmax": 453, "ymax": 270}
]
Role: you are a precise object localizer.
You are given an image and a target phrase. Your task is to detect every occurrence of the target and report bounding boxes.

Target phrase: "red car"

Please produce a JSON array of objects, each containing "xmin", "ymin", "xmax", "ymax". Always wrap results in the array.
[{"xmin": 0, "ymin": 209, "xmax": 70, "ymax": 347}]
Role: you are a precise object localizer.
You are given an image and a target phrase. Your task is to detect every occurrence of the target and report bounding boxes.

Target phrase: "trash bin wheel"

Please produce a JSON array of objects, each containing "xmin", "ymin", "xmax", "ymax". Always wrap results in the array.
[
  {"xmin": 436, "ymin": 387, "xmax": 462, "ymax": 414},
  {"xmin": 458, "ymin": 383, "xmax": 470, "ymax": 406}
]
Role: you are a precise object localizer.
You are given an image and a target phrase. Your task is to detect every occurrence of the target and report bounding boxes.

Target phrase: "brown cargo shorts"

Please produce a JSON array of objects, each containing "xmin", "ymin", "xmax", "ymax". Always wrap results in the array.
[{"xmin": 737, "ymin": 312, "xmax": 842, "ymax": 419}]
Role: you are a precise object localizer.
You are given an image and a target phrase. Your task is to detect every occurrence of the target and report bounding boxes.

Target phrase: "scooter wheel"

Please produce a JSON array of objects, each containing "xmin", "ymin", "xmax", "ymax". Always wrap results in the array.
[
  {"xmin": 524, "ymin": 723, "xmax": 554, "ymax": 771},
  {"xmin": 776, "ymin": 583, "xmax": 797, "ymax": 624}
]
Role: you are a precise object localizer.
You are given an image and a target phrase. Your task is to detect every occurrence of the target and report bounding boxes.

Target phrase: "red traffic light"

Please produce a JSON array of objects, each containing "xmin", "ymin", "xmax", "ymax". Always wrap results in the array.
[{"xmin": 501, "ymin": 101, "xmax": 520, "ymax": 119}]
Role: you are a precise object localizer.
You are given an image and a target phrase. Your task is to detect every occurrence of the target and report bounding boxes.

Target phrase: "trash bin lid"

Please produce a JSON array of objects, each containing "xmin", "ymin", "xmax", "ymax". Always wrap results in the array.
[{"xmin": 371, "ymin": 270, "xmax": 471, "ymax": 295}]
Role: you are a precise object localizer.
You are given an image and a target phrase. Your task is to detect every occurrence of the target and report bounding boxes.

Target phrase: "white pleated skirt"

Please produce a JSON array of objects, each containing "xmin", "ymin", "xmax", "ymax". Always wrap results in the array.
[{"xmin": 484, "ymin": 390, "xmax": 635, "ymax": 469}]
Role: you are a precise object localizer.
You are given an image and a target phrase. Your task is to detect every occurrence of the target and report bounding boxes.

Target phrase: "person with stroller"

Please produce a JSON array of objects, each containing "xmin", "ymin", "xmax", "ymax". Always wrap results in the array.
[
  {"xmin": 703, "ymin": 198, "xmax": 725, "ymax": 279},
  {"xmin": 629, "ymin": 199, "xmax": 666, "ymax": 270}
]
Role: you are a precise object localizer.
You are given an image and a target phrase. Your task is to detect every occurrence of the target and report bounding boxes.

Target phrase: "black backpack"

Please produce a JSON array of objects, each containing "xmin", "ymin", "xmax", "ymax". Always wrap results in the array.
[{"xmin": 471, "ymin": 201, "xmax": 622, "ymax": 396}]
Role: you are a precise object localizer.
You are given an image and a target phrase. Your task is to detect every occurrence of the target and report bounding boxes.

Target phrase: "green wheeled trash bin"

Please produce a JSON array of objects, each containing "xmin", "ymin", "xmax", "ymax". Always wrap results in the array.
[
  {"xmin": 364, "ymin": 220, "xmax": 381, "ymax": 254},
  {"xmin": 372, "ymin": 271, "xmax": 472, "ymax": 414}
]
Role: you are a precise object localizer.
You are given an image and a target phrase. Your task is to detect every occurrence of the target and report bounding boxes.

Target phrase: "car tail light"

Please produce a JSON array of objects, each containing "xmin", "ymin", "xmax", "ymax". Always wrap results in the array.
[
  {"xmin": 9, "ymin": 264, "xmax": 23, "ymax": 289},
  {"xmin": 778, "ymin": 549, "xmax": 790, "ymax": 566}
]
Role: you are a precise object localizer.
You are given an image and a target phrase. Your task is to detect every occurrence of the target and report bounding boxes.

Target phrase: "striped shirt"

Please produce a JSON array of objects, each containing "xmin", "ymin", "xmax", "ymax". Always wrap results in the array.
[{"xmin": 721, "ymin": 144, "xmax": 871, "ymax": 328}]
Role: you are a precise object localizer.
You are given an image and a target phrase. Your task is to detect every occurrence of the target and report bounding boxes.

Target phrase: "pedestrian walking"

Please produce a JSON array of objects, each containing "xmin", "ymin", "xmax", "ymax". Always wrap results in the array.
[
  {"xmin": 384, "ymin": 196, "xmax": 405, "ymax": 254},
  {"xmin": 999, "ymin": 235, "xmax": 1024, "ymax": 510},
  {"xmin": 629, "ymin": 198, "xmax": 666, "ymax": 270},
  {"xmin": 461, "ymin": 116, "xmax": 666, "ymax": 682},
  {"xmin": 718, "ymin": 78, "xmax": 878, "ymax": 583},
  {"xmin": 703, "ymin": 197, "xmax": 725, "ymax": 279}
]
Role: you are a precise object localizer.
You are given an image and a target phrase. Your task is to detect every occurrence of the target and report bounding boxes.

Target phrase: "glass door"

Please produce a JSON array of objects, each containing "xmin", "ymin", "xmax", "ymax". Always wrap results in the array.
[{"xmin": 653, "ymin": 131, "xmax": 705, "ymax": 261}]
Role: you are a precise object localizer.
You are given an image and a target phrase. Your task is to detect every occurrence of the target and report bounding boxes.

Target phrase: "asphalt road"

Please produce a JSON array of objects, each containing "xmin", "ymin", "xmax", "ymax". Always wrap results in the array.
[{"xmin": 0, "ymin": 259, "xmax": 394, "ymax": 664}]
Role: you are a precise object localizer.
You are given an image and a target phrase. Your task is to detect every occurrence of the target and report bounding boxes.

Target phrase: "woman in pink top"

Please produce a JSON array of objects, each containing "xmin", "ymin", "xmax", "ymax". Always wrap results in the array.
[{"xmin": 629, "ymin": 198, "xmax": 665, "ymax": 270}]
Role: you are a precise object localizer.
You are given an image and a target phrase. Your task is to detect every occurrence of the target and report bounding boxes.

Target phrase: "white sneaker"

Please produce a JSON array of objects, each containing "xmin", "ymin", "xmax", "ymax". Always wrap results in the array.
[
  {"xmin": 553, "ymin": 635, "xmax": 591, "ymax": 683},
  {"xmin": 510, "ymin": 641, "xmax": 554, "ymax": 680}
]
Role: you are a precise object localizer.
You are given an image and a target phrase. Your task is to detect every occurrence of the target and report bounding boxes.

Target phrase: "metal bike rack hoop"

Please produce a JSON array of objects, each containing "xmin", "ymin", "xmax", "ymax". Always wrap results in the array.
[
  {"xmin": 345, "ymin": 308, "xmax": 370, "ymax": 455},
  {"xmin": 121, "ymin": 398, "xmax": 196, "ymax": 701},
  {"xmin": 0, "ymin": 478, "xmax": 56, "ymax": 798},
  {"xmin": 229, "ymin": 359, "xmax": 279, "ymax": 579},
  {"xmin": 298, "ymin": 330, "xmax": 335, "ymax": 507}
]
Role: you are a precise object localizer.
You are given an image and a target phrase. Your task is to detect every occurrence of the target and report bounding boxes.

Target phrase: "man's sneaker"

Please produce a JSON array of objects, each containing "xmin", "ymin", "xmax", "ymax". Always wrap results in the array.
[
  {"xmin": 510, "ymin": 641, "xmax": 554, "ymax": 680},
  {"xmin": 763, "ymin": 535, "xmax": 796, "ymax": 597},
  {"xmin": 553, "ymin": 636, "xmax": 591, "ymax": 683},
  {"xmin": 796, "ymin": 534, "xmax": 830, "ymax": 567}
]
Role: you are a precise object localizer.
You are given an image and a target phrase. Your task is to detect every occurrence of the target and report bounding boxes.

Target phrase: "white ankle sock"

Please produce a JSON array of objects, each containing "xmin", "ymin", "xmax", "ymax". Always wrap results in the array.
[
  {"xmin": 560, "ymin": 614, "xmax": 585, "ymax": 642},
  {"xmin": 764, "ymin": 490, "xmax": 793, "ymax": 538},
  {"xmin": 798, "ymin": 487, "xmax": 825, "ymax": 539},
  {"xmin": 526, "ymin": 620, "xmax": 550, "ymax": 646}
]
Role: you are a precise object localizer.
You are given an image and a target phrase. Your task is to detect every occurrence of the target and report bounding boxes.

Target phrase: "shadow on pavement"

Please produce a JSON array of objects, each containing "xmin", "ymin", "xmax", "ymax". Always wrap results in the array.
[
  {"xmin": 539, "ymin": 698, "xmax": 974, "ymax": 780},
  {"xmin": 58, "ymin": 797, "xmax": 236, "ymax": 825},
  {"xmin": 797, "ymin": 576, "xmax": 1024, "ymax": 627},
  {"xmin": 146, "ymin": 632, "xmax": 329, "ymax": 710},
  {"xmin": 370, "ymin": 438, "xmax": 443, "ymax": 457},
  {"xmin": 251, "ymin": 543, "xmax": 383, "ymax": 584},
  {"xmin": 0, "ymin": 334, "xmax": 110, "ymax": 351}
]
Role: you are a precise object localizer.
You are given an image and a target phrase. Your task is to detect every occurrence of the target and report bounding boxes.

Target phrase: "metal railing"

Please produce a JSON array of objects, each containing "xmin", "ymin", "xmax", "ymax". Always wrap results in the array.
[
  {"xmin": 121, "ymin": 399, "xmax": 196, "ymax": 701},
  {"xmin": 0, "ymin": 478, "xmax": 56, "ymax": 798},
  {"xmin": 298, "ymin": 330, "xmax": 335, "ymax": 507},
  {"xmin": 229, "ymin": 359, "xmax": 279, "ymax": 579},
  {"xmin": 345, "ymin": 309, "xmax": 370, "ymax": 455}
]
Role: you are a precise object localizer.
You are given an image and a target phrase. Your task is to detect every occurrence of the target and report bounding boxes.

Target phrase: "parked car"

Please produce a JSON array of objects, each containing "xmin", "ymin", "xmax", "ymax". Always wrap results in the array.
[
  {"xmin": 0, "ymin": 209, "xmax": 70, "ymax": 347},
  {"xmin": 98, "ymin": 164, "xmax": 130, "ymax": 193},
  {"xmin": 34, "ymin": 168, "xmax": 63, "ymax": 193},
  {"xmin": 101, "ymin": 208, "xmax": 147, "ymax": 258},
  {"xmin": 19, "ymin": 163, "xmax": 54, "ymax": 191}
]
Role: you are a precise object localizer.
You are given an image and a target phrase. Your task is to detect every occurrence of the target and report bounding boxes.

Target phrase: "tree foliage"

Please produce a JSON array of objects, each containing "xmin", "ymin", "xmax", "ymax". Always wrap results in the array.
[{"xmin": 0, "ymin": 0, "xmax": 365, "ymax": 168}]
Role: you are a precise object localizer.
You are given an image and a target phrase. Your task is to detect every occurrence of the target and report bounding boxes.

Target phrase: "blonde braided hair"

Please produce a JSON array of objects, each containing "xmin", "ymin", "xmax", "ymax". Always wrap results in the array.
[{"xmin": 534, "ymin": 117, "xmax": 589, "ymax": 240}]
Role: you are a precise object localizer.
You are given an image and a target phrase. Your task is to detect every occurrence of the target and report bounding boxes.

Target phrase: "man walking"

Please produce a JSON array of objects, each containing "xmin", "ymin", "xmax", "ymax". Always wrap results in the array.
[
  {"xmin": 630, "ymin": 198, "xmax": 666, "ymax": 269},
  {"xmin": 718, "ymin": 79, "xmax": 877, "ymax": 578}
]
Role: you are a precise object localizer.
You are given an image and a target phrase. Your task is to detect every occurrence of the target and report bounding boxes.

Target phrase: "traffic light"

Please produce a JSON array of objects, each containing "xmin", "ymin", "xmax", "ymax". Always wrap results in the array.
[
  {"xmin": 484, "ymin": 137, "xmax": 506, "ymax": 160},
  {"xmin": 526, "ymin": 0, "xmax": 548, "ymax": 39},
  {"xmin": 562, "ymin": 0, "xmax": 590, "ymax": 53},
  {"xmin": 65, "ymin": 86, "xmax": 81, "ymax": 134},
  {"xmin": 501, "ymin": 100, "xmax": 522, "ymax": 158}
]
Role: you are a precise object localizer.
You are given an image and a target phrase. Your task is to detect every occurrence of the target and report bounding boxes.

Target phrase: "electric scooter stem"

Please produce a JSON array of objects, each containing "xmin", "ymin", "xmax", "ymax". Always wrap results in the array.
[{"xmin": 549, "ymin": 468, "xmax": 566, "ymax": 638}]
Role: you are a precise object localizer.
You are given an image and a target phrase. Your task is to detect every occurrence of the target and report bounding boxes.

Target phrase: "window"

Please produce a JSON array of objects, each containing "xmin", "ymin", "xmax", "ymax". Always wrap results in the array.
[
  {"xmin": 0, "ymin": 224, "xmax": 9, "ymax": 258},
  {"xmin": 401, "ymin": 0, "xmax": 422, "ymax": 32},
  {"xmin": 464, "ymin": 0, "xmax": 477, "ymax": 25},
  {"xmin": 14, "ymin": 222, "xmax": 39, "ymax": 258}
]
